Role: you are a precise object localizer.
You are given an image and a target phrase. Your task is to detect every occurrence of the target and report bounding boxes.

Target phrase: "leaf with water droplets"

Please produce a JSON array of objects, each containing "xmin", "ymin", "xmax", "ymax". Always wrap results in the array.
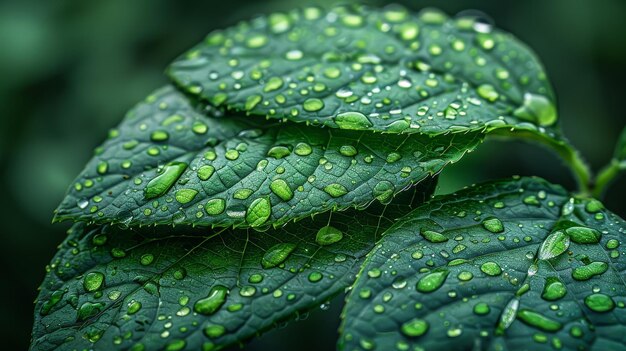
[
  {"xmin": 168, "ymin": 5, "xmax": 562, "ymax": 141},
  {"xmin": 32, "ymin": 183, "xmax": 435, "ymax": 351},
  {"xmin": 340, "ymin": 177, "xmax": 626, "ymax": 351},
  {"xmin": 53, "ymin": 86, "xmax": 481, "ymax": 229}
]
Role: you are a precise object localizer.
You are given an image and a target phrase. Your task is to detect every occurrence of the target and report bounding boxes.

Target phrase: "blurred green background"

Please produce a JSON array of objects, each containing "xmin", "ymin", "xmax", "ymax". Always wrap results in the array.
[{"xmin": 2, "ymin": 0, "xmax": 625, "ymax": 349}]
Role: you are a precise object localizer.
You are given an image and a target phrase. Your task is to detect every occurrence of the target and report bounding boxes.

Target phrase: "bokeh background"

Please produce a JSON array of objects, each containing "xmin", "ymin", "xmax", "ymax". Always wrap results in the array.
[{"xmin": 2, "ymin": 0, "xmax": 625, "ymax": 349}]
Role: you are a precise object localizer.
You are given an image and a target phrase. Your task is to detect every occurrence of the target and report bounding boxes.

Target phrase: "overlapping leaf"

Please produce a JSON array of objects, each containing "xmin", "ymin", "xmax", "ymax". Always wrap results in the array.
[
  {"xmin": 53, "ymin": 86, "xmax": 481, "ymax": 228},
  {"xmin": 32, "ymin": 183, "xmax": 434, "ymax": 351},
  {"xmin": 341, "ymin": 177, "xmax": 626, "ymax": 351},
  {"xmin": 168, "ymin": 5, "xmax": 560, "ymax": 138}
]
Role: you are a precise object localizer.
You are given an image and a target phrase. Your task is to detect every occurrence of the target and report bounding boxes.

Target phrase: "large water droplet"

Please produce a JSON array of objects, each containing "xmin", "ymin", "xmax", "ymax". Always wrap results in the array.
[
  {"xmin": 421, "ymin": 229, "xmax": 448, "ymax": 243},
  {"xmin": 480, "ymin": 261, "xmax": 502, "ymax": 276},
  {"xmin": 566, "ymin": 226, "xmax": 601, "ymax": 244},
  {"xmin": 194, "ymin": 285, "xmax": 229, "ymax": 315},
  {"xmin": 144, "ymin": 162, "xmax": 188, "ymax": 200},
  {"xmin": 572, "ymin": 261, "xmax": 608, "ymax": 281},
  {"xmin": 401, "ymin": 318, "xmax": 429, "ymax": 337},
  {"xmin": 83, "ymin": 272, "xmax": 104, "ymax": 292},
  {"xmin": 516, "ymin": 309, "xmax": 563, "ymax": 332},
  {"xmin": 513, "ymin": 93, "xmax": 557, "ymax": 127},
  {"xmin": 416, "ymin": 270, "xmax": 449, "ymax": 293},
  {"xmin": 205, "ymin": 198, "xmax": 226, "ymax": 215},
  {"xmin": 334, "ymin": 112, "xmax": 373, "ymax": 130},
  {"xmin": 303, "ymin": 98, "xmax": 324, "ymax": 112},
  {"xmin": 267, "ymin": 146, "xmax": 291, "ymax": 159},
  {"xmin": 324, "ymin": 183, "xmax": 348, "ymax": 197},
  {"xmin": 482, "ymin": 217, "xmax": 504, "ymax": 233},
  {"xmin": 584, "ymin": 293, "xmax": 615, "ymax": 313},
  {"xmin": 262, "ymin": 243, "xmax": 297, "ymax": 269},
  {"xmin": 316, "ymin": 226, "xmax": 343, "ymax": 246},
  {"xmin": 270, "ymin": 179, "xmax": 293, "ymax": 201},
  {"xmin": 541, "ymin": 277, "xmax": 567, "ymax": 301}
]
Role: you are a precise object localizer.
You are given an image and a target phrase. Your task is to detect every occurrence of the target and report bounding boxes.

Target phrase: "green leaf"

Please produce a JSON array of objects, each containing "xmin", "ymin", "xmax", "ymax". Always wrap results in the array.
[
  {"xmin": 168, "ymin": 5, "xmax": 559, "ymax": 138},
  {"xmin": 53, "ymin": 86, "xmax": 482, "ymax": 228},
  {"xmin": 32, "ymin": 182, "xmax": 434, "ymax": 351},
  {"xmin": 340, "ymin": 177, "xmax": 626, "ymax": 350}
]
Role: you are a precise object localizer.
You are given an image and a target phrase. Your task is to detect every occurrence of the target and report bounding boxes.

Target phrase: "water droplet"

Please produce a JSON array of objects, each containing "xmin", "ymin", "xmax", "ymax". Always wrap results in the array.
[
  {"xmin": 144, "ymin": 162, "xmax": 188, "ymax": 200},
  {"xmin": 294, "ymin": 142, "xmax": 312, "ymax": 156},
  {"xmin": 246, "ymin": 34, "xmax": 268, "ymax": 48},
  {"xmin": 205, "ymin": 198, "xmax": 226, "ymax": 215},
  {"xmin": 308, "ymin": 271, "xmax": 323, "ymax": 282},
  {"xmin": 339, "ymin": 145, "xmax": 358, "ymax": 157},
  {"xmin": 245, "ymin": 95, "xmax": 262, "ymax": 111},
  {"xmin": 77, "ymin": 198, "xmax": 89, "ymax": 209},
  {"xmin": 83, "ymin": 272, "xmax": 104, "ymax": 292},
  {"xmin": 197, "ymin": 165, "xmax": 215, "ymax": 181},
  {"xmin": 97, "ymin": 161, "xmax": 108, "ymax": 175},
  {"xmin": 334, "ymin": 112, "xmax": 372, "ymax": 130},
  {"xmin": 566, "ymin": 226, "xmax": 601, "ymax": 244},
  {"xmin": 584, "ymin": 293, "xmax": 615, "ymax": 313},
  {"xmin": 324, "ymin": 183, "xmax": 348, "ymax": 197},
  {"xmin": 341, "ymin": 13, "xmax": 364, "ymax": 27},
  {"xmin": 538, "ymin": 231, "xmax": 570, "ymax": 260},
  {"xmin": 175, "ymin": 189, "xmax": 198, "ymax": 204},
  {"xmin": 316, "ymin": 226, "xmax": 343, "ymax": 246},
  {"xmin": 585, "ymin": 200, "xmax": 604, "ymax": 213},
  {"xmin": 264, "ymin": 76, "xmax": 284, "ymax": 93},
  {"xmin": 270, "ymin": 179, "xmax": 293, "ymax": 201},
  {"xmin": 203, "ymin": 324, "xmax": 226, "ymax": 339},
  {"xmin": 572, "ymin": 261, "xmax": 608, "ymax": 281},
  {"xmin": 192, "ymin": 121, "xmax": 208, "ymax": 135},
  {"xmin": 303, "ymin": 98, "xmax": 324, "ymax": 112},
  {"xmin": 262, "ymin": 243, "xmax": 297, "ymax": 269},
  {"xmin": 140, "ymin": 254, "xmax": 154, "ymax": 266},
  {"xmin": 480, "ymin": 261, "xmax": 502, "ymax": 276},
  {"xmin": 267, "ymin": 146, "xmax": 291, "ymax": 159},
  {"xmin": 541, "ymin": 277, "xmax": 567, "ymax": 301},
  {"xmin": 246, "ymin": 197, "xmax": 272, "ymax": 227},
  {"xmin": 401, "ymin": 318, "xmax": 429, "ymax": 337},
  {"xmin": 477, "ymin": 84, "xmax": 499, "ymax": 102},
  {"xmin": 416, "ymin": 270, "xmax": 449, "ymax": 293},
  {"xmin": 456, "ymin": 270, "xmax": 473, "ymax": 281},
  {"xmin": 482, "ymin": 217, "xmax": 504, "ymax": 233},
  {"xmin": 496, "ymin": 298, "xmax": 519, "ymax": 333},
  {"xmin": 127, "ymin": 300, "xmax": 142, "ymax": 315},
  {"xmin": 399, "ymin": 23, "xmax": 419, "ymax": 41},
  {"xmin": 386, "ymin": 152, "xmax": 402, "ymax": 163},
  {"xmin": 473, "ymin": 302, "xmax": 490, "ymax": 315},
  {"xmin": 513, "ymin": 93, "xmax": 557, "ymax": 127},
  {"xmin": 517, "ymin": 309, "xmax": 563, "ymax": 332},
  {"xmin": 150, "ymin": 130, "xmax": 169, "ymax": 142},
  {"xmin": 77, "ymin": 301, "xmax": 105, "ymax": 321},
  {"xmin": 194, "ymin": 285, "xmax": 229, "ymax": 315},
  {"xmin": 421, "ymin": 230, "xmax": 448, "ymax": 243},
  {"xmin": 225, "ymin": 149, "xmax": 240, "ymax": 160}
]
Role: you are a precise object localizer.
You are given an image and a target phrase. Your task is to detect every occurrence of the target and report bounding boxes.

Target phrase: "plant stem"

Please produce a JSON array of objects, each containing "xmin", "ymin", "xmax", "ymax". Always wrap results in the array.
[
  {"xmin": 489, "ymin": 129, "xmax": 593, "ymax": 196},
  {"xmin": 593, "ymin": 160, "xmax": 621, "ymax": 198}
]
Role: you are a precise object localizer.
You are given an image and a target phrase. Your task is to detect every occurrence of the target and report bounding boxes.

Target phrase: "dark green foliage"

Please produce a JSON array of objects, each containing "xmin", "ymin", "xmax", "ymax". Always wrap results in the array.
[
  {"xmin": 341, "ymin": 177, "xmax": 626, "ymax": 350},
  {"xmin": 31, "ymin": 4, "xmax": 626, "ymax": 351}
]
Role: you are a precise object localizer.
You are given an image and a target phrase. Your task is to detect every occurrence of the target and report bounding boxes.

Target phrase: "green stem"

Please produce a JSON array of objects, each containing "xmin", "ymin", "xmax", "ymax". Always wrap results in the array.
[
  {"xmin": 489, "ymin": 129, "xmax": 593, "ymax": 196},
  {"xmin": 593, "ymin": 160, "xmax": 621, "ymax": 198}
]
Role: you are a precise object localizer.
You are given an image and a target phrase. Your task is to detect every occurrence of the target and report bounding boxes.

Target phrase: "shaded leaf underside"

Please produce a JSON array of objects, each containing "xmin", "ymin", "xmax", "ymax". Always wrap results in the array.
[
  {"xmin": 54, "ymin": 86, "xmax": 481, "ymax": 229},
  {"xmin": 32, "ymin": 182, "xmax": 434, "ymax": 351},
  {"xmin": 169, "ymin": 5, "xmax": 560, "ymax": 138},
  {"xmin": 341, "ymin": 177, "xmax": 626, "ymax": 351}
]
